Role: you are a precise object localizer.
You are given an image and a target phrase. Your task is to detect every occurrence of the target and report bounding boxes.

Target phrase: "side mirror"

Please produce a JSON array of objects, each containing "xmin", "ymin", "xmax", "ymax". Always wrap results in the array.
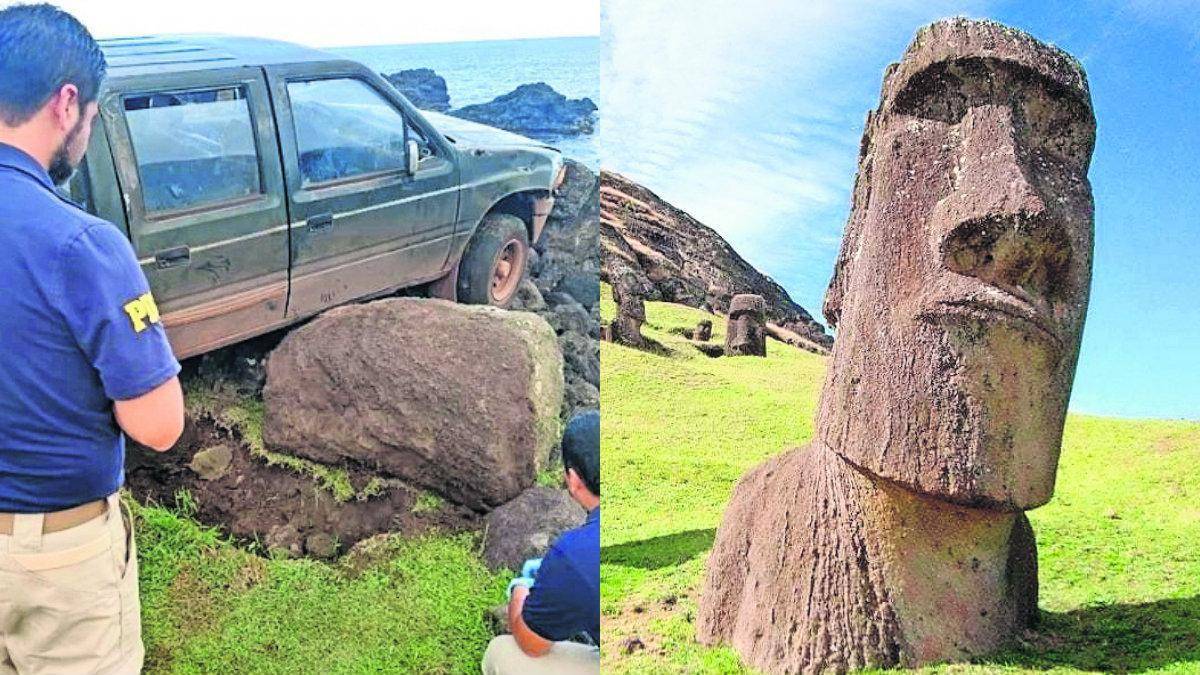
[{"xmin": 406, "ymin": 139, "xmax": 420, "ymax": 175}]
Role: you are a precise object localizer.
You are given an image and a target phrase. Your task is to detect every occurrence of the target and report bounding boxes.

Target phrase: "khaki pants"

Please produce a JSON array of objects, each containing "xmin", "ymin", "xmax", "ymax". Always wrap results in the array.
[
  {"xmin": 482, "ymin": 635, "xmax": 599, "ymax": 675},
  {"xmin": 0, "ymin": 494, "xmax": 143, "ymax": 674}
]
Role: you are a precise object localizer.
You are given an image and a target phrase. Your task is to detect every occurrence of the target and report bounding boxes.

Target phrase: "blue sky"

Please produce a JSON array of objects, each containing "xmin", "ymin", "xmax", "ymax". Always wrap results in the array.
[{"xmin": 602, "ymin": 0, "xmax": 1200, "ymax": 420}]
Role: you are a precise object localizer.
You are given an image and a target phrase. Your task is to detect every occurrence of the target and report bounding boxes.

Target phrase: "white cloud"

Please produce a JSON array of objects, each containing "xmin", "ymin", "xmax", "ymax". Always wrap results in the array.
[
  {"xmin": 602, "ymin": 0, "xmax": 988, "ymax": 318},
  {"xmin": 8, "ymin": 0, "xmax": 599, "ymax": 46}
]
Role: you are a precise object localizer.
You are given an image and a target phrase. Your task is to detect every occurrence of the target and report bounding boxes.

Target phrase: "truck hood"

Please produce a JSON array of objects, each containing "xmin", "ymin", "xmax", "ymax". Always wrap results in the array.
[{"xmin": 423, "ymin": 111, "xmax": 559, "ymax": 154}]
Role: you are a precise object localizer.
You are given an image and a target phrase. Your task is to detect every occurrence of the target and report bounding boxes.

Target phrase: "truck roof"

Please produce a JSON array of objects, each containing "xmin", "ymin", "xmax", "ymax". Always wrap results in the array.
[{"xmin": 99, "ymin": 35, "xmax": 342, "ymax": 79}]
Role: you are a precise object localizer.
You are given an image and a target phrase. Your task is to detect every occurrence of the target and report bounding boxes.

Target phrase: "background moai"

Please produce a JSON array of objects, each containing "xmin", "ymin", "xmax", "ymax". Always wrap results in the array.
[
  {"xmin": 610, "ymin": 272, "xmax": 648, "ymax": 348},
  {"xmin": 723, "ymin": 294, "xmax": 766, "ymax": 357},
  {"xmin": 694, "ymin": 319, "xmax": 713, "ymax": 342},
  {"xmin": 698, "ymin": 18, "xmax": 1095, "ymax": 673}
]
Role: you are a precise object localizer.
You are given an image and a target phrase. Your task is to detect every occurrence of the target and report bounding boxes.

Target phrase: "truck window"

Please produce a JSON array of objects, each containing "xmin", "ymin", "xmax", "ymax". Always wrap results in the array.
[
  {"xmin": 287, "ymin": 78, "xmax": 415, "ymax": 187},
  {"xmin": 123, "ymin": 85, "xmax": 263, "ymax": 214}
]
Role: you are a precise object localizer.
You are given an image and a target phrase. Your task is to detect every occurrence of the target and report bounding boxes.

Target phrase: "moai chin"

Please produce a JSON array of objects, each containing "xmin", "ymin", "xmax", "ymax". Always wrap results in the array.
[
  {"xmin": 724, "ymin": 294, "xmax": 767, "ymax": 357},
  {"xmin": 695, "ymin": 319, "xmax": 713, "ymax": 342},
  {"xmin": 698, "ymin": 18, "xmax": 1095, "ymax": 673}
]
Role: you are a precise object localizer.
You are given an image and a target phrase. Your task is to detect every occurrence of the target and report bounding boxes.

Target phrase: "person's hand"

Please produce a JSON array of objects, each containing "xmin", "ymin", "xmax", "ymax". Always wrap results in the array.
[
  {"xmin": 521, "ymin": 557, "xmax": 543, "ymax": 580},
  {"xmin": 507, "ymin": 576, "xmax": 535, "ymax": 600}
]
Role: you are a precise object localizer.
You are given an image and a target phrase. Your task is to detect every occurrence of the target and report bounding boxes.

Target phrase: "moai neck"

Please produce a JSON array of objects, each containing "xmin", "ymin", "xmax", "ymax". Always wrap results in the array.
[{"xmin": 833, "ymin": 444, "xmax": 1039, "ymax": 664}]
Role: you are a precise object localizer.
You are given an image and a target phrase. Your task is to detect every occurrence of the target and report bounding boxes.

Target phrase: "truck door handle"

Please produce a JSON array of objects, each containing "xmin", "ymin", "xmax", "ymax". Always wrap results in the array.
[
  {"xmin": 307, "ymin": 213, "xmax": 333, "ymax": 233},
  {"xmin": 155, "ymin": 245, "xmax": 190, "ymax": 269}
]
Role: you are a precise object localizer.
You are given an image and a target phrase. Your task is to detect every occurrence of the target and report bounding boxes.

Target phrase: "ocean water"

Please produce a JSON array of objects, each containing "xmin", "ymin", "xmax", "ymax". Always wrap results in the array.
[{"xmin": 331, "ymin": 37, "xmax": 599, "ymax": 168}]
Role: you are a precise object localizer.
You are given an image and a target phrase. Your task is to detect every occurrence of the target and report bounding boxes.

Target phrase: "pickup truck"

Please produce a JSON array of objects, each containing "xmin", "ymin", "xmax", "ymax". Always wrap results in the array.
[{"xmin": 65, "ymin": 35, "xmax": 566, "ymax": 359}]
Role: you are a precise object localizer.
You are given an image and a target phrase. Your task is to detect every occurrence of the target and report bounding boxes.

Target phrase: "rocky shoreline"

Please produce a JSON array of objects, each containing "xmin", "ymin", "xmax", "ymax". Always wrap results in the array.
[{"xmin": 385, "ymin": 68, "xmax": 597, "ymax": 141}]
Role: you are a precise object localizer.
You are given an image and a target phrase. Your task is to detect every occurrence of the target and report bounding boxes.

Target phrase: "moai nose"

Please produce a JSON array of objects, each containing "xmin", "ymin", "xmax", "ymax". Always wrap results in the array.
[{"xmin": 938, "ymin": 105, "xmax": 1071, "ymax": 301}]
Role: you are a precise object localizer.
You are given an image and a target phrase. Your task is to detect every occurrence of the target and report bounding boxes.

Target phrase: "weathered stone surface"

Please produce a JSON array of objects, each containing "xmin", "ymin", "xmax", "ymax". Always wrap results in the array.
[
  {"xmin": 304, "ymin": 532, "xmax": 339, "ymax": 560},
  {"xmin": 525, "ymin": 159, "xmax": 600, "ymax": 422},
  {"xmin": 483, "ymin": 486, "xmax": 585, "ymax": 571},
  {"xmin": 600, "ymin": 171, "xmax": 832, "ymax": 351},
  {"xmin": 451, "ymin": 83, "xmax": 597, "ymax": 137},
  {"xmin": 694, "ymin": 319, "xmax": 713, "ymax": 342},
  {"xmin": 724, "ymin": 294, "xmax": 766, "ymax": 357},
  {"xmin": 609, "ymin": 272, "xmax": 648, "ymax": 349},
  {"xmin": 700, "ymin": 18, "xmax": 1095, "ymax": 673},
  {"xmin": 263, "ymin": 298, "xmax": 564, "ymax": 511},
  {"xmin": 383, "ymin": 68, "xmax": 451, "ymax": 112},
  {"xmin": 188, "ymin": 444, "xmax": 232, "ymax": 481}
]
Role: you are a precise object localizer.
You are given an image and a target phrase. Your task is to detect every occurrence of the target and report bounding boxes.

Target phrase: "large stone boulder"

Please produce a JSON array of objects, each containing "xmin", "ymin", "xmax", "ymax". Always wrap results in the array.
[
  {"xmin": 262, "ymin": 298, "xmax": 564, "ymax": 511},
  {"xmin": 482, "ymin": 487, "xmax": 585, "ymax": 571},
  {"xmin": 451, "ymin": 83, "xmax": 597, "ymax": 137},
  {"xmin": 383, "ymin": 68, "xmax": 451, "ymax": 112}
]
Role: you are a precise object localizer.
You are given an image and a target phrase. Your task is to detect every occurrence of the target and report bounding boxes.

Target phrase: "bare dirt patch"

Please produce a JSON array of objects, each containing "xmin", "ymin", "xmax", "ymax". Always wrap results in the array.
[{"xmin": 125, "ymin": 412, "xmax": 479, "ymax": 558}]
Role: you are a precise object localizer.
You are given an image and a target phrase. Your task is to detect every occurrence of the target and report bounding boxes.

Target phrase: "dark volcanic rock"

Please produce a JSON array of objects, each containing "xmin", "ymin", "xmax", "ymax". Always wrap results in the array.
[
  {"xmin": 482, "ymin": 486, "xmax": 585, "ymax": 571},
  {"xmin": 383, "ymin": 68, "xmax": 451, "ymax": 112},
  {"xmin": 600, "ymin": 171, "xmax": 833, "ymax": 351},
  {"xmin": 523, "ymin": 159, "xmax": 600, "ymax": 422},
  {"xmin": 451, "ymin": 83, "xmax": 597, "ymax": 137},
  {"xmin": 262, "ymin": 298, "xmax": 564, "ymax": 511}
]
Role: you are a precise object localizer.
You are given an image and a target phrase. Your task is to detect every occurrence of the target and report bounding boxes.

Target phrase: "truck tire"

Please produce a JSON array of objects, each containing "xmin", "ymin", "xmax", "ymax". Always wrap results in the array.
[{"xmin": 457, "ymin": 213, "xmax": 530, "ymax": 308}]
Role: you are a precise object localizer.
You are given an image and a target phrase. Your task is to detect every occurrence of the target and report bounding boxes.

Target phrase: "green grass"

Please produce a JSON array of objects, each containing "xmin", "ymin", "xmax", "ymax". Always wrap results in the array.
[
  {"xmin": 600, "ymin": 286, "xmax": 1200, "ymax": 673},
  {"xmin": 134, "ymin": 494, "xmax": 507, "ymax": 674}
]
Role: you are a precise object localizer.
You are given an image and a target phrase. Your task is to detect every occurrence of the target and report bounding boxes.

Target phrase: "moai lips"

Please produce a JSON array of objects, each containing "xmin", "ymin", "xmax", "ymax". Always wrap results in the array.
[
  {"xmin": 724, "ymin": 294, "xmax": 767, "ymax": 357},
  {"xmin": 699, "ymin": 19, "xmax": 1094, "ymax": 673}
]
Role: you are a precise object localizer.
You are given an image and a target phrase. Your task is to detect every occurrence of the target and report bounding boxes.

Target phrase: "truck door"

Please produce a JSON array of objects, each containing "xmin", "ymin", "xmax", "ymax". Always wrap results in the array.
[
  {"xmin": 101, "ymin": 67, "xmax": 289, "ymax": 358},
  {"xmin": 265, "ymin": 65, "xmax": 460, "ymax": 319}
]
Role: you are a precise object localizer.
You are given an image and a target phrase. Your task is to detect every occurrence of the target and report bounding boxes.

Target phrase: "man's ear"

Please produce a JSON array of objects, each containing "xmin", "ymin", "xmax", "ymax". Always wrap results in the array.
[{"xmin": 48, "ymin": 84, "xmax": 81, "ymax": 132}]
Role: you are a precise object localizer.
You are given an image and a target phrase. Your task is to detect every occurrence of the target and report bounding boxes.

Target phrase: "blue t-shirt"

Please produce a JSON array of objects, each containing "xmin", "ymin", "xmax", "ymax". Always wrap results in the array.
[
  {"xmin": 522, "ymin": 506, "xmax": 600, "ymax": 645},
  {"xmin": 0, "ymin": 143, "xmax": 180, "ymax": 512}
]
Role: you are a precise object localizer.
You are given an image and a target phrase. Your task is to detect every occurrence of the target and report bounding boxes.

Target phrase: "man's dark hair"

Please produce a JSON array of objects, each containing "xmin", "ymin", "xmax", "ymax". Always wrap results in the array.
[
  {"xmin": 0, "ymin": 4, "xmax": 106, "ymax": 126},
  {"xmin": 562, "ymin": 411, "xmax": 599, "ymax": 496}
]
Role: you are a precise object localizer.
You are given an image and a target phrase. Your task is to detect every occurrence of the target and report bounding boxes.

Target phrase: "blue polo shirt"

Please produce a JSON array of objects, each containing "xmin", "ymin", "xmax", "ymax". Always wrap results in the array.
[
  {"xmin": 522, "ymin": 506, "xmax": 600, "ymax": 645},
  {"xmin": 0, "ymin": 143, "xmax": 180, "ymax": 513}
]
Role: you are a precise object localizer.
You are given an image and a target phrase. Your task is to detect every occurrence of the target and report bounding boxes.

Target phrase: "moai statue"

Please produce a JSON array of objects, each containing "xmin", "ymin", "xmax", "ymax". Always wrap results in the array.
[
  {"xmin": 610, "ymin": 272, "xmax": 648, "ymax": 348},
  {"xmin": 698, "ymin": 18, "xmax": 1095, "ymax": 673},
  {"xmin": 694, "ymin": 319, "xmax": 713, "ymax": 342},
  {"xmin": 723, "ymin": 294, "xmax": 766, "ymax": 357}
]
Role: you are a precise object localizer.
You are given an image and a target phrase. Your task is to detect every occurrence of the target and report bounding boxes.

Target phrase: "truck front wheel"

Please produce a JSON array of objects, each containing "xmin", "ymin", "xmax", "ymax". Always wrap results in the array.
[{"xmin": 457, "ymin": 213, "xmax": 530, "ymax": 308}]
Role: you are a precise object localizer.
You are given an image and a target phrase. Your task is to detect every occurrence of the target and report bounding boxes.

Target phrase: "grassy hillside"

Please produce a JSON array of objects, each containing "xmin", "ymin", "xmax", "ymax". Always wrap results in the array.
[
  {"xmin": 600, "ymin": 284, "xmax": 1200, "ymax": 673},
  {"xmin": 133, "ymin": 498, "xmax": 507, "ymax": 674}
]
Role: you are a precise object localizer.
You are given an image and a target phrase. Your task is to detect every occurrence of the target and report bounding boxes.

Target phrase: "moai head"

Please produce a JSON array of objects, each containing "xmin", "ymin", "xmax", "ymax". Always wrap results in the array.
[
  {"xmin": 724, "ymin": 294, "xmax": 766, "ymax": 357},
  {"xmin": 695, "ymin": 319, "xmax": 713, "ymax": 342},
  {"xmin": 818, "ymin": 19, "xmax": 1095, "ymax": 510}
]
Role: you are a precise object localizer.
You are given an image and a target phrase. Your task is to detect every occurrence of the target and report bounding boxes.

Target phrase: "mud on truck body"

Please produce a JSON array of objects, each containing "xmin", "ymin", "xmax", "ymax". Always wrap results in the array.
[{"xmin": 66, "ymin": 35, "xmax": 565, "ymax": 359}]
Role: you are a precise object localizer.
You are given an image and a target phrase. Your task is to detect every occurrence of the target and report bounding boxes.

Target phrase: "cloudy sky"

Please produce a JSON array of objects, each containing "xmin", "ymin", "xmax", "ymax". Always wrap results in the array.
[
  {"xmin": 603, "ymin": 0, "xmax": 1200, "ymax": 419},
  {"xmin": 14, "ymin": 0, "xmax": 600, "ymax": 46}
]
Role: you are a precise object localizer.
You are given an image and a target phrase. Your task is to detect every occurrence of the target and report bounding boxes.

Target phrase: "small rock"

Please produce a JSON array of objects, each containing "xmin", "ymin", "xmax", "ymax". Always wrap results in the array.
[
  {"xmin": 560, "ymin": 332, "xmax": 599, "ymax": 387},
  {"xmin": 486, "ymin": 603, "xmax": 511, "ymax": 635},
  {"xmin": 621, "ymin": 636, "xmax": 646, "ymax": 654},
  {"xmin": 511, "ymin": 279, "xmax": 547, "ymax": 312},
  {"xmin": 188, "ymin": 444, "xmax": 233, "ymax": 481},
  {"xmin": 483, "ymin": 486, "xmax": 585, "ymax": 571},
  {"xmin": 304, "ymin": 532, "xmax": 339, "ymax": 560},
  {"xmin": 548, "ymin": 301, "xmax": 593, "ymax": 336},
  {"xmin": 556, "ymin": 273, "xmax": 600, "ymax": 310}
]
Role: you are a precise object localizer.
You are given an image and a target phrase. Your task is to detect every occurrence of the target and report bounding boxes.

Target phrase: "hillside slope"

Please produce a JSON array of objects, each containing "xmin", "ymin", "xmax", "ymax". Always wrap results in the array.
[
  {"xmin": 600, "ymin": 287, "xmax": 1200, "ymax": 674},
  {"xmin": 600, "ymin": 172, "xmax": 832, "ymax": 349}
]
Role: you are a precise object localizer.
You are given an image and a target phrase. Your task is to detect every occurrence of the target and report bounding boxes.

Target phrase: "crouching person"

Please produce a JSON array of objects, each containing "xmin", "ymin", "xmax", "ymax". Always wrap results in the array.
[{"xmin": 482, "ymin": 411, "xmax": 600, "ymax": 674}]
